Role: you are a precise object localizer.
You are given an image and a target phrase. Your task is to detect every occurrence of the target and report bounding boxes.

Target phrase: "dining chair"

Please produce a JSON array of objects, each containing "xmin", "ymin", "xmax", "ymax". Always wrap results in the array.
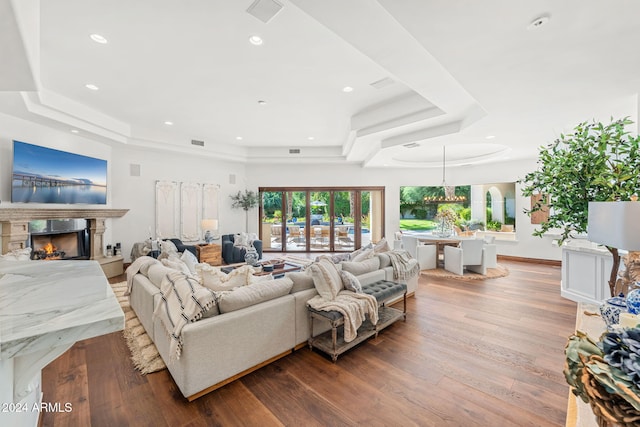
[{"xmin": 443, "ymin": 238, "xmax": 487, "ymax": 275}]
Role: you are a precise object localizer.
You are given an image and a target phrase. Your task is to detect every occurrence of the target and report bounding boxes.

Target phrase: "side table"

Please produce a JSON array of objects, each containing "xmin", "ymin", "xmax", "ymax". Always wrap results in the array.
[{"xmin": 196, "ymin": 243, "xmax": 222, "ymax": 266}]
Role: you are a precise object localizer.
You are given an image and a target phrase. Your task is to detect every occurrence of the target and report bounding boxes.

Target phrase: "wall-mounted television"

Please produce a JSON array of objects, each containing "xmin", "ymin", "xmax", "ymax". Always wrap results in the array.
[{"xmin": 11, "ymin": 140, "xmax": 107, "ymax": 204}]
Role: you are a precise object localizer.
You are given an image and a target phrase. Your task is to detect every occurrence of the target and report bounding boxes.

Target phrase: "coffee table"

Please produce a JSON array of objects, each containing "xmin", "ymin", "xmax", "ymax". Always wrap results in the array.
[{"xmin": 221, "ymin": 259, "xmax": 302, "ymax": 278}]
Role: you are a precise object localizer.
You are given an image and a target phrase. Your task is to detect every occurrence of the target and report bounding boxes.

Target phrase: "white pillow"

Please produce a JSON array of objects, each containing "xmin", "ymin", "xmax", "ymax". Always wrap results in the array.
[
  {"xmin": 234, "ymin": 233, "xmax": 249, "ymax": 248},
  {"xmin": 308, "ymin": 258, "xmax": 343, "ymax": 301},
  {"xmin": 199, "ymin": 264, "xmax": 254, "ymax": 291},
  {"xmin": 160, "ymin": 239, "xmax": 178, "ymax": 254},
  {"xmin": 1, "ymin": 247, "xmax": 32, "ymax": 261},
  {"xmin": 373, "ymin": 237, "xmax": 391, "ymax": 253},
  {"xmin": 340, "ymin": 270, "xmax": 362, "ymax": 293},
  {"xmin": 180, "ymin": 250, "xmax": 198, "ymax": 274},
  {"xmin": 351, "ymin": 248, "xmax": 374, "ymax": 262}
]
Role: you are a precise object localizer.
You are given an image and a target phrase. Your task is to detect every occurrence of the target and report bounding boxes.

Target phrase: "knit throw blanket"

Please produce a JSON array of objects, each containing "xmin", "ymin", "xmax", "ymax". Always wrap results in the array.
[
  {"xmin": 125, "ymin": 255, "xmax": 160, "ymax": 295},
  {"xmin": 307, "ymin": 291, "xmax": 378, "ymax": 343},
  {"xmin": 387, "ymin": 250, "xmax": 420, "ymax": 280},
  {"xmin": 153, "ymin": 271, "xmax": 216, "ymax": 360}
]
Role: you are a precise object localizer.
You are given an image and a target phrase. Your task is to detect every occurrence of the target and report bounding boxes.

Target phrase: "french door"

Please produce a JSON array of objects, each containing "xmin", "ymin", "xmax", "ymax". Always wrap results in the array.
[{"xmin": 259, "ymin": 187, "xmax": 384, "ymax": 253}]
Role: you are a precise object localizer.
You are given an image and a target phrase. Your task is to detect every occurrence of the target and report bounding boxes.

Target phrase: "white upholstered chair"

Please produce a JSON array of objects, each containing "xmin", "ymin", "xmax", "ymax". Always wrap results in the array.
[
  {"xmin": 444, "ymin": 238, "xmax": 487, "ymax": 275},
  {"xmin": 401, "ymin": 235, "xmax": 419, "ymax": 258},
  {"xmin": 482, "ymin": 235, "xmax": 498, "ymax": 268},
  {"xmin": 416, "ymin": 243, "xmax": 437, "ymax": 270}
]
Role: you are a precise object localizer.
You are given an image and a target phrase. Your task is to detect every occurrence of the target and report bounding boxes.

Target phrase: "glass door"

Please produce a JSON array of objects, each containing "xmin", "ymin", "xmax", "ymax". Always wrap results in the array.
[
  {"xmin": 259, "ymin": 187, "xmax": 384, "ymax": 253},
  {"xmin": 309, "ymin": 191, "xmax": 330, "ymax": 252},
  {"xmin": 285, "ymin": 191, "xmax": 307, "ymax": 251},
  {"xmin": 261, "ymin": 191, "xmax": 283, "ymax": 251},
  {"xmin": 334, "ymin": 191, "xmax": 355, "ymax": 252}
]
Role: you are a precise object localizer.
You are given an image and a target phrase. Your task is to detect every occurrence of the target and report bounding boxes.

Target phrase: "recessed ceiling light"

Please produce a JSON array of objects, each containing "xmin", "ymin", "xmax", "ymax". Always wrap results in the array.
[
  {"xmin": 71, "ymin": 129, "xmax": 79, "ymax": 134},
  {"xmin": 485, "ymin": 135, "xmax": 496, "ymax": 139},
  {"xmin": 342, "ymin": 86, "xmax": 354, "ymax": 93},
  {"xmin": 257, "ymin": 100, "xmax": 267, "ymax": 105},
  {"xmin": 90, "ymin": 34, "xmax": 108, "ymax": 44},
  {"xmin": 164, "ymin": 121, "xmax": 173, "ymax": 125},
  {"xmin": 249, "ymin": 35, "xmax": 263, "ymax": 46},
  {"xmin": 85, "ymin": 83, "xmax": 99, "ymax": 91},
  {"xmin": 236, "ymin": 136, "xmax": 243, "ymax": 140},
  {"xmin": 307, "ymin": 136, "xmax": 315, "ymax": 141},
  {"xmin": 527, "ymin": 15, "xmax": 550, "ymax": 30}
]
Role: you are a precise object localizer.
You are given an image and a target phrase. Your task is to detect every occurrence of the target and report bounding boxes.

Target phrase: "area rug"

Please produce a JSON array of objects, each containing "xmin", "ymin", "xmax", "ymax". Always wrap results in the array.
[
  {"xmin": 420, "ymin": 264, "xmax": 509, "ymax": 280},
  {"xmin": 110, "ymin": 281, "xmax": 166, "ymax": 374}
]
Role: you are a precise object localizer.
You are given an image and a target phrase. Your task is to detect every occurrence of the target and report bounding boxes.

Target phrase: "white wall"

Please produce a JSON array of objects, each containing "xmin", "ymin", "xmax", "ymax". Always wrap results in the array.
[
  {"xmin": 0, "ymin": 110, "xmax": 562, "ymax": 261},
  {"xmin": 0, "ymin": 113, "xmax": 248, "ymax": 261},
  {"xmin": 246, "ymin": 159, "xmax": 562, "ymax": 261}
]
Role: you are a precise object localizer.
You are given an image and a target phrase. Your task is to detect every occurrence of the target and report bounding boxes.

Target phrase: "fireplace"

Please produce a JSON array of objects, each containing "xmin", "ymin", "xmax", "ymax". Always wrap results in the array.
[{"xmin": 29, "ymin": 219, "xmax": 90, "ymax": 260}]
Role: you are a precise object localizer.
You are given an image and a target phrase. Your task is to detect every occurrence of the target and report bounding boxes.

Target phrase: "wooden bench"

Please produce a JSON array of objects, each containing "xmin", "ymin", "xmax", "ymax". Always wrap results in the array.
[{"xmin": 307, "ymin": 280, "xmax": 407, "ymax": 361}]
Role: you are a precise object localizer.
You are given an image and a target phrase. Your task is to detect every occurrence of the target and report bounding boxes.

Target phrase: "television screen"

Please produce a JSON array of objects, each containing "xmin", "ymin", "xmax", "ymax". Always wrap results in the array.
[{"xmin": 12, "ymin": 140, "xmax": 107, "ymax": 204}]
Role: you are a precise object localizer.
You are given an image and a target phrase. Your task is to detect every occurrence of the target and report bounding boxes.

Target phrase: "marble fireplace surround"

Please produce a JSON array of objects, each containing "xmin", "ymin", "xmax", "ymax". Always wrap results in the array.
[{"xmin": 0, "ymin": 208, "xmax": 128, "ymax": 258}]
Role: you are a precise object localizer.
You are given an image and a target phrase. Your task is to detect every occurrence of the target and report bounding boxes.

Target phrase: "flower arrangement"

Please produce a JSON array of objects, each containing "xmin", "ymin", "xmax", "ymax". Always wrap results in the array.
[
  {"xmin": 565, "ymin": 329, "xmax": 640, "ymax": 426},
  {"xmin": 434, "ymin": 208, "xmax": 457, "ymax": 237}
]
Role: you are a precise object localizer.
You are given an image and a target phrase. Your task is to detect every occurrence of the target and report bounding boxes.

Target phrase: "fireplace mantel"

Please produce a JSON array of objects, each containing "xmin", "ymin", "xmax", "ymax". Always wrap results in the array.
[
  {"xmin": 0, "ymin": 208, "xmax": 128, "ymax": 221},
  {"xmin": 0, "ymin": 208, "xmax": 129, "ymax": 259}
]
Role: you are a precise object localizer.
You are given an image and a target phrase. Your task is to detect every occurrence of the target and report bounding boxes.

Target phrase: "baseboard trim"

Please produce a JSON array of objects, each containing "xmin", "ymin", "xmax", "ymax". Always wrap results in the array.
[{"xmin": 497, "ymin": 255, "xmax": 561, "ymax": 266}]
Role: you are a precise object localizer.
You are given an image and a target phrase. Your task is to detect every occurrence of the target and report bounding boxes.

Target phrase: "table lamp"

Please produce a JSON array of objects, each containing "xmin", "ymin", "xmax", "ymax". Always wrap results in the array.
[
  {"xmin": 588, "ymin": 201, "xmax": 640, "ymax": 297},
  {"xmin": 201, "ymin": 219, "xmax": 219, "ymax": 243}
]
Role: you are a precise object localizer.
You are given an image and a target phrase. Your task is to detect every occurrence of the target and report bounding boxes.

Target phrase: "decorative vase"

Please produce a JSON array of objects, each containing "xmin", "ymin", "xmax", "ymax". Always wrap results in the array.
[
  {"xmin": 244, "ymin": 245, "xmax": 259, "ymax": 265},
  {"xmin": 600, "ymin": 295, "xmax": 627, "ymax": 328},
  {"xmin": 626, "ymin": 288, "xmax": 640, "ymax": 315}
]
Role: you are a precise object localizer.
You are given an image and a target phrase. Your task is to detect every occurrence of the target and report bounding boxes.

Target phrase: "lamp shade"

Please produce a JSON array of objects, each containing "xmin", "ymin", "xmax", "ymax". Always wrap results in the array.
[
  {"xmin": 201, "ymin": 219, "xmax": 218, "ymax": 231},
  {"xmin": 588, "ymin": 201, "xmax": 640, "ymax": 250}
]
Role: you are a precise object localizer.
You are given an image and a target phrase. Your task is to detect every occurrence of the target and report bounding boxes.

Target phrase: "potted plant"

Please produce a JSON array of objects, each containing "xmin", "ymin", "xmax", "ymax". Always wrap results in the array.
[
  {"xmin": 230, "ymin": 190, "xmax": 259, "ymax": 232},
  {"xmin": 520, "ymin": 117, "xmax": 640, "ymax": 296}
]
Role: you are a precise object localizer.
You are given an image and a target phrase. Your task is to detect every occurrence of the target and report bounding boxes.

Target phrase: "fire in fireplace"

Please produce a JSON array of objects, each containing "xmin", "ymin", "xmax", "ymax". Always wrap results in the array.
[{"xmin": 29, "ymin": 219, "xmax": 90, "ymax": 261}]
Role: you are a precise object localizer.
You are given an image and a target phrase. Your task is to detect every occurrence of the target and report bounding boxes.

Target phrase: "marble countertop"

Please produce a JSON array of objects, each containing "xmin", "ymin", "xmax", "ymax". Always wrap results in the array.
[{"xmin": 0, "ymin": 260, "xmax": 124, "ymax": 360}]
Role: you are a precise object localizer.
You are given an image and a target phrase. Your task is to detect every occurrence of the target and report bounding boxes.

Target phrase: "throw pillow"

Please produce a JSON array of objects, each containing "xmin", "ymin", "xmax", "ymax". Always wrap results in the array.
[
  {"xmin": 340, "ymin": 270, "xmax": 362, "ymax": 293},
  {"xmin": 349, "ymin": 243, "xmax": 373, "ymax": 260},
  {"xmin": 340, "ymin": 257, "xmax": 381, "ymax": 276},
  {"xmin": 287, "ymin": 271, "xmax": 315, "ymax": 293},
  {"xmin": 199, "ymin": 264, "xmax": 254, "ymax": 291},
  {"xmin": 180, "ymin": 250, "xmax": 199, "ymax": 275},
  {"xmin": 217, "ymin": 277, "xmax": 293, "ymax": 313},
  {"xmin": 373, "ymin": 237, "xmax": 391, "ymax": 253},
  {"xmin": 308, "ymin": 258, "xmax": 343, "ymax": 301},
  {"xmin": 249, "ymin": 273, "xmax": 274, "ymax": 284},
  {"xmin": 0, "ymin": 247, "xmax": 32, "ymax": 261},
  {"xmin": 351, "ymin": 248, "xmax": 374, "ymax": 262},
  {"xmin": 234, "ymin": 232, "xmax": 249, "ymax": 248},
  {"xmin": 160, "ymin": 239, "xmax": 178, "ymax": 254},
  {"xmin": 315, "ymin": 253, "xmax": 350, "ymax": 264}
]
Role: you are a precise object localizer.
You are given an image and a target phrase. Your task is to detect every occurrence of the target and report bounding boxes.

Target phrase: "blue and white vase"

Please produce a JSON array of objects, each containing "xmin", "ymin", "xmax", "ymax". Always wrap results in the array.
[
  {"xmin": 244, "ymin": 245, "xmax": 259, "ymax": 265},
  {"xmin": 600, "ymin": 295, "xmax": 628, "ymax": 328},
  {"xmin": 626, "ymin": 289, "xmax": 640, "ymax": 315}
]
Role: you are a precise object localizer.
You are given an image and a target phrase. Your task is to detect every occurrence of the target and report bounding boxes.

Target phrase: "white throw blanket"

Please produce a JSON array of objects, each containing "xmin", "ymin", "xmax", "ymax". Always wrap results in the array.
[
  {"xmin": 125, "ymin": 255, "xmax": 160, "ymax": 295},
  {"xmin": 387, "ymin": 250, "xmax": 420, "ymax": 280},
  {"xmin": 153, "ymin": 271, "xmax": 216, "ymax": 360},
  {"xmin": 307, "ymin": 290, "xmax": 378, "ymax": 343}
]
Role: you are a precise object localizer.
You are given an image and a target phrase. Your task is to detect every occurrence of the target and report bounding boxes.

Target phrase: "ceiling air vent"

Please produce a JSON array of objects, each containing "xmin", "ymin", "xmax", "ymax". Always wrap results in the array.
[
  {"xmin": 370, "ymin": 77, "xmax": 395, "ymax": 89},
  {"xmin": 289, "ymin": 148, "xmax": 301, "ymax": 154},
  {"xmin": 247, "ymin": 0, "xmax": 283, "ymax": 23},
  {"xmin": 403, "ymin": 142, "xmax": 420, "ymax": 149},
  {"xmin": 191, "ymin": 139, "xmax": 204, "ymax": 147}
]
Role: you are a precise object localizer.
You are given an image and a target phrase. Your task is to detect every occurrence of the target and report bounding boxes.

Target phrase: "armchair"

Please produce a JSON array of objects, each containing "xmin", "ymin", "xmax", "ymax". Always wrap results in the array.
[
  {"xmin": 444, "ymin": 239, "xmax": 487, "ymax": 276},
  {"xmin": 221, "ymin": 234, "xmax": 263, "ymax": 264}
]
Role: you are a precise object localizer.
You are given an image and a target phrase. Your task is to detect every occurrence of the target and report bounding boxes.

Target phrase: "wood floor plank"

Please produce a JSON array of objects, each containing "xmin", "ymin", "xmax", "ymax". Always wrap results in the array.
[{"xmin": 40, "ymin": 259, "xmax": 577, "ymax": 426}]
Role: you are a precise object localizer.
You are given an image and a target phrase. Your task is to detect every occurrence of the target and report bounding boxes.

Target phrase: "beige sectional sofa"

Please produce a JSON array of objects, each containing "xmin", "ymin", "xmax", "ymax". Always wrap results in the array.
[{"xmin": 128, "ymin": 252, "xmax": 418, "ymax": 400}]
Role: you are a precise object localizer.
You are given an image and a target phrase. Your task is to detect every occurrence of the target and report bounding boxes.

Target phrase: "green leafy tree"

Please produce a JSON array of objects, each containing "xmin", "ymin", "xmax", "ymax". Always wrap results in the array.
[{"xmin": 520, "ymin": 117, "xmax": 640, "ymax": 296}]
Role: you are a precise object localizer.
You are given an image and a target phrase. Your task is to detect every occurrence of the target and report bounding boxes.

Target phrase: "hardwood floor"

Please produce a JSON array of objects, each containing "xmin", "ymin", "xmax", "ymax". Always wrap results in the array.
[{"xmin": 41, "ymin": 260, "xmax": 576, "ymax": 427}]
